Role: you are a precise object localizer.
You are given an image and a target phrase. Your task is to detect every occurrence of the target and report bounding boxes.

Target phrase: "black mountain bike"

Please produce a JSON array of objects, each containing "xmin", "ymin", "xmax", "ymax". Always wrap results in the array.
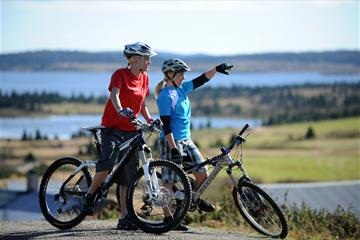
[
  {"xmin": 39, "ymin": 117, "xmax": 192, "ymax": 234},
  {"xmin": 169, "ymin": 124, "xmax": 288, "ymax": 239}
]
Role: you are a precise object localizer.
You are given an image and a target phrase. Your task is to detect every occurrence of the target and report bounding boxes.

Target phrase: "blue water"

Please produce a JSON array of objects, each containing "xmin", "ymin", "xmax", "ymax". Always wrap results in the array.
[
  {"xmin": 1, "ymin": 71, "xmax": 359, "ymax": 139},
  {"xmin": 0, "ymin": 114, "xmax": 261, "ymax": 139},
  {"xmin": 1, "ymin": 71, "xmax": 359, "ymax": 96}
]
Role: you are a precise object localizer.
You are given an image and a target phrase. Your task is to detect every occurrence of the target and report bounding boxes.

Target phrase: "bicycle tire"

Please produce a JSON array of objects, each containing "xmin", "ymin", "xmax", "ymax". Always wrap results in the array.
[
  {"xmin": 233, "ymin": 181, "xmax": 288, "ymax": 238},
  {"xmin": 39, "ymin": 156, "xmax": 92, "ymax": 229},
  {"xmin": 126, "ymin": 160, "xmax": 191, "ymax": 234}
]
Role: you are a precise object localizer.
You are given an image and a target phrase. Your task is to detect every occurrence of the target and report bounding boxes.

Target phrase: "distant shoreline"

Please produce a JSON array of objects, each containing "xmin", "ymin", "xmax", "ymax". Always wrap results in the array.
[{"xmin": 1, "ymin": 50, "xmax": 359, "ymax": 74}]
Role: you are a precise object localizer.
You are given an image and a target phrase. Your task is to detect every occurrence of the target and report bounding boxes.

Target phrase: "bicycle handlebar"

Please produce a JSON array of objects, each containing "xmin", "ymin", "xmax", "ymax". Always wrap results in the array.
[
  {"xmin": 238, "ymin": 124, "xmax": 249, "ymax": 136},
  {"xmin": 221, "ymin": 123, "xmax": 249, "ymax": 155},
  {"xmin": 129, "ymin": 116, "xmax": 162, "ymax": 133}
]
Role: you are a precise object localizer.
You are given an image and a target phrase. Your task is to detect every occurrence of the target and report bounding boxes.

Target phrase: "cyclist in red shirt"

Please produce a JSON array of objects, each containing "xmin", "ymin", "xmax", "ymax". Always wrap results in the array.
[{"xmin": 83, "ymin": 42, "xmax": 156, "ymax": 230}]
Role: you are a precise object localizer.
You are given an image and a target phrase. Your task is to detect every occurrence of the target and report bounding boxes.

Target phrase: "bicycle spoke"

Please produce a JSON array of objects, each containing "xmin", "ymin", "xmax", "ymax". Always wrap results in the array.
[
  {"xmin": 235, "ymin": 184, "xmax": 285, "ymax": 237},
  {"xmin": 45, "ymin": 164, "xmax": 87, "ymax": 221},
  {"xmin": 126, "ymin": 160, "xmax": 191, "ymax": 233}
]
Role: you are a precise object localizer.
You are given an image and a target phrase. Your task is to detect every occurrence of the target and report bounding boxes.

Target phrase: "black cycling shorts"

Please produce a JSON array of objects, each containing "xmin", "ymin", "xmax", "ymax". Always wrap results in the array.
[{"xmin": 96, "ymin": 128, "xmax": 139, "ymax": 185}]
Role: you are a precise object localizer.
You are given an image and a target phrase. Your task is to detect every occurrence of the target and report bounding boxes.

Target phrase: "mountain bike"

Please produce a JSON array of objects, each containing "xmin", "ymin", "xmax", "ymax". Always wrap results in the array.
[
  {"xmin": 162, "ymin": 124, "xmax": 288, "ymax": 238},
  {"xmin": 39, "ymin": 117, "xmax": 192, "ymax": 234}
]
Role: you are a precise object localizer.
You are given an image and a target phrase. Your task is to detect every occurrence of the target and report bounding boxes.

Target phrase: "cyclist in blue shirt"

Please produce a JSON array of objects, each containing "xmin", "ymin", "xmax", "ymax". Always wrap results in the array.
[{"xmin": 155, "ymin": 59, "xmax": 233, "ymax": 230}]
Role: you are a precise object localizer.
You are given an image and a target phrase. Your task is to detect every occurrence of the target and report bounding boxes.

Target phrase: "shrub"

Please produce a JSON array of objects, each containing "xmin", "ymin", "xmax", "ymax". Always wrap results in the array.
[
  {"xmin": 0, "ymin": 165, "xmax": 19, "ymax": 178},
  {"xmin": 211, "ymin": 138, "xmax": 225, "ymax": 148},
  {"xmin": 284, "ymin": 203, "xmax": 360, "ymax": 239},
  {"xmin": 305, "ymin": 126, "xmax": 316, "ymax": 139},
  {"xmin": 24, "ymin": 152, "xmax": 37, "ymax": 162},
  {"xmin": 30, "ymin": 163, "xmax": 48, "ymax": 176}
]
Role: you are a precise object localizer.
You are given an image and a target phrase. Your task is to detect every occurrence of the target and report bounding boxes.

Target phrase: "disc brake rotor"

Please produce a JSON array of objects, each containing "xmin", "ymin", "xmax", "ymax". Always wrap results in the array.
[{"xmin": 152, "ymin": 187, "xmax": 171, "ymax": 208}]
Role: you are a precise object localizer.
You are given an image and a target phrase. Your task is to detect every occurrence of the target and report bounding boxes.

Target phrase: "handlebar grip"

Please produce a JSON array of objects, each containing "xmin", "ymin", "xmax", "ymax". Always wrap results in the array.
[{"xmin": 238, "ymin": 124, "xmax": 249, "ymax": 136}]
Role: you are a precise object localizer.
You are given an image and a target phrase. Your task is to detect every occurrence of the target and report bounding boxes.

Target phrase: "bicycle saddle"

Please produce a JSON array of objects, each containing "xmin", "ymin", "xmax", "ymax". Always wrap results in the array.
[{"xmin": 81, "ymin": 125, "xmax": 105, "ymax": 133}]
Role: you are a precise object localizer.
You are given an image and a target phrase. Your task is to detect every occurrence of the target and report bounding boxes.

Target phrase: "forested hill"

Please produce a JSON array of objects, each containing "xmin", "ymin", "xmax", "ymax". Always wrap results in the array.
[{"xmin": 1, "ymin": 50, "xmax": 359, "ymax": 74}]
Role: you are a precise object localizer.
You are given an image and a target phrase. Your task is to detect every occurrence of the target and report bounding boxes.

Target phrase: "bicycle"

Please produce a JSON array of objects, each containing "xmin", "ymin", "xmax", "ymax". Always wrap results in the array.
[
  {"xmin": 132, "ymin": 124, "xmax": 288, "ymax": 238},
  {"xmin": 39, "ymin": 116, "xmax": 192, "ymax": 234}
]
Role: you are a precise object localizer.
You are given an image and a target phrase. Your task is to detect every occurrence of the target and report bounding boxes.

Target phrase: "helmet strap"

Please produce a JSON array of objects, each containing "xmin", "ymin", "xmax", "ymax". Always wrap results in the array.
[
  {"xmin": 166, "ymin": 72, "xmax": 179, "ymax": 88},
  {"xmin": 139, "ymin": 56, "xmax": 145, "ymax": 72}
]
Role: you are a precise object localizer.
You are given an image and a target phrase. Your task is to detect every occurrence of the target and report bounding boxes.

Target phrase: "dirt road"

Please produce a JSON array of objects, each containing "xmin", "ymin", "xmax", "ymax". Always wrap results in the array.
[{"xmin": 0, "ymin": 220, "xmax": 264, "ymax": 240}]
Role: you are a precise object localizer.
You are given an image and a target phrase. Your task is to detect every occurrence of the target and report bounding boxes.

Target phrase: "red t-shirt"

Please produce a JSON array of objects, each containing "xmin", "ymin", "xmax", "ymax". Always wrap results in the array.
[{"xmin": 101, "ymin": 68, "xmax": 149, "ymax": 131}]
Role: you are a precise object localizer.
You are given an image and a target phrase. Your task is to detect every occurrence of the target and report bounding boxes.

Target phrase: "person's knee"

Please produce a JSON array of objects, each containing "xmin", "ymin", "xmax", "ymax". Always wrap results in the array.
[
  {"xmin": 198, "ymin": 172, "xmax": 208, "ymax": 178},
  {"xmin": 194, "ymin": 172, "xmax": 208, "ymax": 182}
]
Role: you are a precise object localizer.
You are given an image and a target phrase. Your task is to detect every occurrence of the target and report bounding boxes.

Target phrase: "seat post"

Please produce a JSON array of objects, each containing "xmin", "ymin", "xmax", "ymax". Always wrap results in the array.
[{"xmin": 92, "ymin": 130, "xmax": 102, "ymax": 158}]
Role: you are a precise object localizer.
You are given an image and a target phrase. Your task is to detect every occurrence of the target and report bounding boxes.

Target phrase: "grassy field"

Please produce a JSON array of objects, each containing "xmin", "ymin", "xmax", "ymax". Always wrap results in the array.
[
  {"xmin": 1, "ymin": 117, "xmax": 358, "ymax": 183},
  {"xmin": 186, "ymin": 117, "xmax": 359, "ymax": 201},
  {"xmin": 1, "ymin": 117, "xmax": 358, "ymax": 239}
]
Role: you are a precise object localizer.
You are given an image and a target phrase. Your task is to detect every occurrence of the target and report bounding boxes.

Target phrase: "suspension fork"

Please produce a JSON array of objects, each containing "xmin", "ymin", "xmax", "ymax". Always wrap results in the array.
[
  {"xmin": 139, "ymin": 145, "xmax": 159, "ymax": 199},
  {"xmin": 226, "ymin": 160, "xmax": 251, "ymax": 188}
]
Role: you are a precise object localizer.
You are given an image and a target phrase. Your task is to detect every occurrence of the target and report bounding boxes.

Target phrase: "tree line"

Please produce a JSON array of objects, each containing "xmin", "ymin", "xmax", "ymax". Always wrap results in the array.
[
  {"xmin": 188, "ymin": 82, "xmax": 360, "ymax": 125},
  {"xmin": 0, "ymin": 91, "xmax": 108, "ymax": 111},
  {"xmin": 1, "ymin": 82, "xmax": 359, "ymax": 125}
]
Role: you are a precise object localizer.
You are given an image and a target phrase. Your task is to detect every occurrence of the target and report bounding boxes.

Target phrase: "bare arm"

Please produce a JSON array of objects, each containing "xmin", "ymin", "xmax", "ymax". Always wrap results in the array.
[
  {"xmin": 110, "ymin": 87, "xmax": 122, "ymax": 113},
  {"xmin": 140, "ymin": 100, "xmax": 153, "ymax": 123},
  {"xmin": 165, "ymin": 133, "xmax": 177, "ymax": 149},
  {"xmin": 204, "ymin": 68, "xmax": 216, "ymax": 80}
]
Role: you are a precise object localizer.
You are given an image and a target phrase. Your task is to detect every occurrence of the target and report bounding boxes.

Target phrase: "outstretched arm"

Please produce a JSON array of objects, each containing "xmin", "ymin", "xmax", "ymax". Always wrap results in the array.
[{"xmin": 192, "ymin": 63, "xmax": 233, "ymax": 90}]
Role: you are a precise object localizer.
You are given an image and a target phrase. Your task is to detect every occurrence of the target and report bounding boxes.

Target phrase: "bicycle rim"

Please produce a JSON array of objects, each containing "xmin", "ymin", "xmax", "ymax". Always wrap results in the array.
[
  {"xmin": 41, "ymin": 159, "xmax": 90, "ymax": 225},
  {"xmin": 233, "ymin": 182, "xmax": 287, "ymax": 238},
  {"xmin": 127, "ymin": 160, "xmax": 191, "ymax": 233}
]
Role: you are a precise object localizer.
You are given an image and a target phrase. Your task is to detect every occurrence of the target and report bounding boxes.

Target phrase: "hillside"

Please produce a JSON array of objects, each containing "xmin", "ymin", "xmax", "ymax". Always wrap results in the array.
[{"xmin": 1, "ymin": 50, "xmax": 359, "ymax": 74}]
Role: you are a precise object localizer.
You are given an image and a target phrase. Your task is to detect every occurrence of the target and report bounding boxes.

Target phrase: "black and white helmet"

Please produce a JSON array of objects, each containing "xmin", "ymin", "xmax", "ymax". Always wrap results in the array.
[
  {"xmin": 161, "ymin": 58, "xmax": 191, "ymax": 73},
  {"xmin": 123, "ymin": 42, "xmax": 157, "ymax": 57}
]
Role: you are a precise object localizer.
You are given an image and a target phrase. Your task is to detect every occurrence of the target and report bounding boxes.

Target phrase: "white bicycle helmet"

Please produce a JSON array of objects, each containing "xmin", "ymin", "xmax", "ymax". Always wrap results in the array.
[
  {"xmin": 123, "ymin": 42, "xmax": 157, "ymax": 57},
  {"xmin": 161, "ymin": 58, "xmax": 191, "ymax": 73}
]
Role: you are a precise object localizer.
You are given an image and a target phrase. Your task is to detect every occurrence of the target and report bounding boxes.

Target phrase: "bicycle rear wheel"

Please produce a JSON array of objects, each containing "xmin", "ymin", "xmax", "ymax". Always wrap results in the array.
[
  {"xmin": 126, "ymin": 160, "xmax": 191, "ymax": 234},
  {"xmin": 233, "ymin": 181, "xmax": 288, "ymax": 238},
  {"xmin": 39, "ymin": 156, "xmax": 92, "ymax": 229}
]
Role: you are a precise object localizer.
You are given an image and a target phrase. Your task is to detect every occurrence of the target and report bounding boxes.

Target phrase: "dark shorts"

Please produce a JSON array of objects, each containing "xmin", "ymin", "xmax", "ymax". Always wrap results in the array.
[{"xmin": 96, "ymin": 128, "xmax": 139, "ymax": 186}]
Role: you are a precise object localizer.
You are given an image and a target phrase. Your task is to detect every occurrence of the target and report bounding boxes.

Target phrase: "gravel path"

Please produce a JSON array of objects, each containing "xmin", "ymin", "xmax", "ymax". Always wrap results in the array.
[{"xmin": 0, "ymin": 220, "xmax": 265, "ymax": 240}]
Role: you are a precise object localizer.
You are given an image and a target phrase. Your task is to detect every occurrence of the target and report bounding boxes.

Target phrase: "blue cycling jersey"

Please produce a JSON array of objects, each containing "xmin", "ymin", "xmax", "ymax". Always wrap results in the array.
[{"xmin": 157, "ymin": 81, "xmax": 194, "ymax": 140}]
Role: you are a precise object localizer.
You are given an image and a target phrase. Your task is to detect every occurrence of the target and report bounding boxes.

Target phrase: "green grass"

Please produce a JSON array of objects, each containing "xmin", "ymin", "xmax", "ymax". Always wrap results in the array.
[{"xmin": 188, "ymin": 117, "xmax": 360, "ymax": 200}]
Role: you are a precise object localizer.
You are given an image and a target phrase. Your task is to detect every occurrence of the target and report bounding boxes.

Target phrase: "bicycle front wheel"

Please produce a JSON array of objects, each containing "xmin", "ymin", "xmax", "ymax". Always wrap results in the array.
[
  {"xmin": 233, "ymin": 181, "xmax": 288, "ymax": 238},
  {"xmin": 126, "ymin": 160, "xmax": 192, "ymax": 234},
  {"xmin": 39, "ymin": 156, "xmax": 92, "ymax": 229}
]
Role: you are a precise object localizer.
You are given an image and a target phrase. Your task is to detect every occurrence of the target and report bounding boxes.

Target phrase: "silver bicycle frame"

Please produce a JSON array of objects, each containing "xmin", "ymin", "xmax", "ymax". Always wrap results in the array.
[{"xmin": 192, "ymin": 151, "xmax": 248, "ymax": 201}]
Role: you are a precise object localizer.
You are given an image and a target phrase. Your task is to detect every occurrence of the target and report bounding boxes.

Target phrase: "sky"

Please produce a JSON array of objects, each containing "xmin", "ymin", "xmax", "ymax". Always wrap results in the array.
[{"xmin": 1, "ymin": 0, "xmax": 359, "ymax": 55}]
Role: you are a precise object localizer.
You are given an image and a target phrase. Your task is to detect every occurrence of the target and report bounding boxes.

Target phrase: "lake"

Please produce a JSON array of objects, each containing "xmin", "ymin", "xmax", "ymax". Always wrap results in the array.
[
  {"xmin": 1, "ymin": 71, "xmax": 359, "ymax": 96},
  {"xmin": 0, "ymin": 114, "xmax": 262, "ymax": 139},
  {"xmin": 1, "ymin": 71, "xmax": 359, "ymax": 139}
]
